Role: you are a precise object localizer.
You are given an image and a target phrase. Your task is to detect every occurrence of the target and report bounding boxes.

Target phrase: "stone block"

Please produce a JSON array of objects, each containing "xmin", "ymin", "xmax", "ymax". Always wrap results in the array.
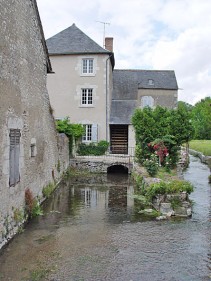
[
  {"xmin": 160, "ymin": 203, "xmax": 173, "ymax": 215},
  {"xmin": 174, "ymin": 206, "xmax": 192, "ymax": 217}
]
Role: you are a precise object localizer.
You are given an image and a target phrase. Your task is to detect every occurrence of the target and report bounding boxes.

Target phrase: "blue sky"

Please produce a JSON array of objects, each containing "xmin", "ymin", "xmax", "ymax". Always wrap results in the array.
[{"xmin": 37, "ymin": 0, "xmax": 211, "ymax": 105}]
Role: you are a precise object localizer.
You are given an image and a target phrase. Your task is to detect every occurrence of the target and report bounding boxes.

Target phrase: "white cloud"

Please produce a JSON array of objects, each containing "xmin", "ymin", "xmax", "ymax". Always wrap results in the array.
[{"xmin": 37, "ymin": 0, "xmax": 211, "ymax": 105}]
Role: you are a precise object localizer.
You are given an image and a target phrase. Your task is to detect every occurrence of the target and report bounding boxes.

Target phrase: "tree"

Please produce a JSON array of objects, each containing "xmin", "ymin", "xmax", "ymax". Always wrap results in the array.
[
  {"xmin": 169, "ymin": 102, "xmax": 194, "ymax": 145},
  {"xmin": 132, "ymin": 105, "xmax": 194, "ymax": 168},
  {"xmin": 191, "ymin": 97, "xmax": 211, "ymax": 140}
]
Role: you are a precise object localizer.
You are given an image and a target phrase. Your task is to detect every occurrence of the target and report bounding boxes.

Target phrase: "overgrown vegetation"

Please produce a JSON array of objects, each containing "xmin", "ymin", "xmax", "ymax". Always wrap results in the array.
[
  {"xmin": 42, "ymin": 182, "xmax": 56, "ymax": 199},
  {"xmin": 132, "ymin": 164, "xmax": 194, "ymax": 216},
  {"xmin": 62, "ymin": 167, "xmax": 94, "ymax": 181},
  {"xmin": 13, "ymin": 208, "xmax": 24, "ymax": 223},
  {"xmin": 56, "ymin": 117, "xmax": 84, "ymax": 155},
  {"xmin": 143, "ymin": 180, "xmax": 194, "ymax": 201},
  {"xmin": 25, "ymin": 188, "xmax": 43, "ymax": 218},
  {"xmin": 77, "ymin": 140, "xmax": 109, "ymax": 156}
]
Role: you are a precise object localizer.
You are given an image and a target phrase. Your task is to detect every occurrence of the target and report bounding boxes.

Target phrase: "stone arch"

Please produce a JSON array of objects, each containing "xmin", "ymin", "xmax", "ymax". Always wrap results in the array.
[{"xmin": 107, "ymin": 164, "xmax": 128, "ymax": 174}]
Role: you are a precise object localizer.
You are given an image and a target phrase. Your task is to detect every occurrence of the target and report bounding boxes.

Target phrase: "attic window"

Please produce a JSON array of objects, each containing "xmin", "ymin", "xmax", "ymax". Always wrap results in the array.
[{"xmin": 148, "ymin": 79, "xmax": 154, "ymax": 86}]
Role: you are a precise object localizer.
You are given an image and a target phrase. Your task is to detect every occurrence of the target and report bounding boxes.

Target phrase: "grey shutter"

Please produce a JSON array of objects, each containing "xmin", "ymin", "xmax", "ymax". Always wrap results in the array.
[
  {"xmin": 9, "ymin": 129, "xmax": 21, "ymax": 186},
  {"xmin": 92, "ymin": 124, "xmax": 98, "ymax": 143}
]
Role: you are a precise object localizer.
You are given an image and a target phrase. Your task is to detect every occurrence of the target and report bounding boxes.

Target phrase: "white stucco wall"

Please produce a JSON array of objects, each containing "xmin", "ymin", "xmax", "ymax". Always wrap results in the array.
[
  {"xmin": 48, "ymin": 54, "xmax": 113, "ymax": 142},
  {"xmin": 128, "ymin": 125, "xmax": 136, "ymax": 155}
]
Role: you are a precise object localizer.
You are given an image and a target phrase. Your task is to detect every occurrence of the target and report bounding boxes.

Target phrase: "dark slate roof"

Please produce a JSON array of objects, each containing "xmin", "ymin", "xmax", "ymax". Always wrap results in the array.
[
  {"xmin": 112, "ymin": 69, "xmax": 178, "ymax": 100},
  {"xmin": 110, "ymin": 69, "xmax": 178, "ymax": 124},
  {"xmin": 110, "ymin": 100, "xmax": 137, "ymax": 124},
  {"xmin": 46, "ymin": 24, "xmax": 111, "ymax": 55}
]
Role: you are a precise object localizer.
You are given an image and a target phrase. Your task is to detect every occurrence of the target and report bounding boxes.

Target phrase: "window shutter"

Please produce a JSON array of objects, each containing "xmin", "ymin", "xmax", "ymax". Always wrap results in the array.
[
  {"xmin": 92, "ymin": 124, "xmax": 98, "ymax": 143},
  {"xmin": 9, "ymin": 129, "xmax": 20, "ymax": 186}
]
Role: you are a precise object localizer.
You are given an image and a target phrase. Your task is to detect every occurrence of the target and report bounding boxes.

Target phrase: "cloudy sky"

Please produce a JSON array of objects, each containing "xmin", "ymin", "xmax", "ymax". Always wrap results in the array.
[{"xmin": 37, "ymin": 0, "xmax": 211, "ymax": 105}]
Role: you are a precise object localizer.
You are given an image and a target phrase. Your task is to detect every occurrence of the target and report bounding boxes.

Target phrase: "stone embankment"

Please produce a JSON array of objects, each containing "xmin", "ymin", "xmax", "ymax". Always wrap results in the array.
[
  {"xmin": 153, "ymin": 192, "xmax": 192, "ymax": 219},
  {"xmin": 188, "ymin": 149, "xmax": 211, "ymax": 165},
  {"xmin": 134, "ymin": 149, "xmax": 192, "ymax": 219}
]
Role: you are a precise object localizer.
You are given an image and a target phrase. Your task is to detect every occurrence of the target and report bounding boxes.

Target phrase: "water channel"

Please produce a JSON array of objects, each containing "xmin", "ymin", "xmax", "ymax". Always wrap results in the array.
[{"xmin": 0, "ymin": 155, "xmax": 210, "ymax": 281}]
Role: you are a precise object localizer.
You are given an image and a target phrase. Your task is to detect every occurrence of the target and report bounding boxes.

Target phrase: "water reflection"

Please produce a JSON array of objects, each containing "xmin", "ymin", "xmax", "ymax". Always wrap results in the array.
[
  {"xmin": 0, "ymin": 156, "xmax": 210, "ymax": 281},
  {"xmin": 42, "ymin": 173, "xmax": 135, "ymax": 226}
]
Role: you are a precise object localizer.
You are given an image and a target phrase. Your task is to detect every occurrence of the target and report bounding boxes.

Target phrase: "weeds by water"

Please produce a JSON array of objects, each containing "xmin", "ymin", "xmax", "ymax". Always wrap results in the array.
[
  {"xmin": 42, "ymin": 182, "xmax": 56, "ymax": 198},
  {"xmin": 65, "ymin": 167, "xmax": 97, "ymax": 178},
  {"xmin": 29, "ymin": 268, "xmax": 50, "ymax": 281}
]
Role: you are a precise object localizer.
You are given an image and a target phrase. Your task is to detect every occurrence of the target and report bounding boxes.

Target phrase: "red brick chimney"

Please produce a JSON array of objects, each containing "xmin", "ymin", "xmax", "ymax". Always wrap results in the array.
[{"xmin": 105, "ymin": 37, "xmax": 113, "ymax": 52}]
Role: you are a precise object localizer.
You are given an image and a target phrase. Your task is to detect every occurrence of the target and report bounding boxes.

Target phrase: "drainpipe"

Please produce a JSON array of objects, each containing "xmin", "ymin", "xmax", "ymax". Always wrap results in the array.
[{"xmin": 106, "ymin": 54, "xmax": 112, "ymax": 143}]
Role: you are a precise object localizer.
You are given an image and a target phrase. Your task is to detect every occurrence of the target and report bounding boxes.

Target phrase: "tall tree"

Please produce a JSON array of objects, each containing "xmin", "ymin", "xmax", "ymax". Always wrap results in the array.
[
  {"xmin": 191, "ymin": 97, "xmax": 211, "ymax": 139},
  {"xmin": 169, "ymin": 102, "xmax": 194, "ymax": 145}
]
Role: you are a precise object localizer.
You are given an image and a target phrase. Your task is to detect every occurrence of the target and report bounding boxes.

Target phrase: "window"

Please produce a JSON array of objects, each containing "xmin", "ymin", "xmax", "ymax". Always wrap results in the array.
[
  {"xmin": 9, "ymin": 129, "xmax": 21, "ymax": 186},
  {"xmin": 82, "ymin": 124, "xmax": 98, "ymax": 142},
  {"xmin": 82, "ymin": 124, "xmax": 92, "ymax": 142},
  {"xmin": 148, "ymin": 79, "xmax": 154, "ymax": 86},
  {"xmin": 82, "ymin": 59, "xmax": 94, "ymax": 74},
  {"xmin": 81, "ymin": 88, "xmax": 93, "ymax": 105},
  {"xmin": 141, "ymin": 96, "xmax": 154, "ymax": 108},
  {"xmin": 30, "ymin": 138, "xmax": 37, "ymax": 157}
]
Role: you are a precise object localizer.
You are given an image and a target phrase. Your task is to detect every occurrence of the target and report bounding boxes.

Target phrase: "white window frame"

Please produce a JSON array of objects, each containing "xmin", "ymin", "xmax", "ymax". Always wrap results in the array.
[
  {"xmin": 82, "ymin": 58, "xmax": 94, "ymax": 75},
  {"xmin": 81, "ymin": 88, "xmax": 93, "ymax": 106},
  {"xmin": 82, "ymin": 124, "xmax": 98, "ymax": 143},
  {"xmin": 82, "ymin": 124, "xmax": 92, "ymax": 142}
]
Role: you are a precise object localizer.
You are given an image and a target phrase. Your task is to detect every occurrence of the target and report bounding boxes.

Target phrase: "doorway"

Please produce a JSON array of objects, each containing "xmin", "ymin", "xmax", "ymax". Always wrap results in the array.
[{"xmin": 110, "ymin": 125, "xmax": 128, "ymax": 154}]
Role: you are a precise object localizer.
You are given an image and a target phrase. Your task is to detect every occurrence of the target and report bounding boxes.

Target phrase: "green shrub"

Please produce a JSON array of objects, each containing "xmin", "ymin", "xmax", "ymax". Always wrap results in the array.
[
  {"xmin": 145, "ymin": 180, "xmax": 194, "ymax": 200},
  {"xmin": 77, "ymin": 141, "xmax": 109, "ymax": 156},
  {"xmin": 143, "ymin": 154, "xmax": 159, "ymax": 177},
  {"xmin": 167, "ymin": 180, "xmax": 194, "ymax": 194},
  {"xmin": 56, "ymin": 117, "xmax": 84, "ymax": 155}
]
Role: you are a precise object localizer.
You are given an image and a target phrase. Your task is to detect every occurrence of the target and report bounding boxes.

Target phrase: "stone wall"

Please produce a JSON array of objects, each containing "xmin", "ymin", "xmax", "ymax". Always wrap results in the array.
[
  {"xmin": 70, "ymin": 158, "xmax": 133, "ymax": 173},
  {"xmin": 189, "ymin": 149, "xmax": 211, "ymax": 165},
  {"xmin": 0, "ymin": 0, "xmax": 69, "ymax": 249},
  {"xmin": 58, "ymin": 133, "xmax": 70, "ymax": 173}
]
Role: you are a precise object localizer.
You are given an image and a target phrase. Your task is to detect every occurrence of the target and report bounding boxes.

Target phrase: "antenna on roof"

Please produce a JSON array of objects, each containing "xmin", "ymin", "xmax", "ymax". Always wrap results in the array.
[{"xmin": 96, "ymin": 21, "xmax": 110, "ymax": 48}]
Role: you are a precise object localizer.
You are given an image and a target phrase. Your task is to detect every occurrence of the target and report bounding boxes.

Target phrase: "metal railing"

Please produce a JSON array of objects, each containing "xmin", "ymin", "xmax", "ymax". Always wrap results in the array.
[{"xmin": 75, "ymin": 146, "xmax": 135, "ymax": 161}]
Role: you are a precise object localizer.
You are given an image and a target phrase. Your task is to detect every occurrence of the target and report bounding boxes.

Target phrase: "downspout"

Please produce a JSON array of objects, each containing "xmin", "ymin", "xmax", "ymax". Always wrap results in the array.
[{"xmin": 106, "ymin": 54, "xmax": 112, "ymax": 142}]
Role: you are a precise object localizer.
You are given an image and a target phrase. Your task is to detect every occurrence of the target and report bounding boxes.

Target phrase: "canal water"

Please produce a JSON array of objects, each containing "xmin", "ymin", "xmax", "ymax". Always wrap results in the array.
[{"xmin": 0, "ymin": 156, "xmax": 210, "ymax": 281}]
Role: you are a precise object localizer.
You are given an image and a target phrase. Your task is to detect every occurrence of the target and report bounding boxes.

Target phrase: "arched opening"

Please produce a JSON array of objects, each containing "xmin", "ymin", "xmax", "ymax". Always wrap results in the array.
[{"xmin": 107, "ymin": 165, "xmax": 128, "ymax": 174}]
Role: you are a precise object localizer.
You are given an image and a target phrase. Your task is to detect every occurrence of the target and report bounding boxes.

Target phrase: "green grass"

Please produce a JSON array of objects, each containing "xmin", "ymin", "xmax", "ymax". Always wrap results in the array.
[
  {"xmin": 189, "ymin": 140, "xmax": 211, "ymax": 156},
  {"xmin": 29, "ymin": 268, "xmax": 50, "ymax": 281}
]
